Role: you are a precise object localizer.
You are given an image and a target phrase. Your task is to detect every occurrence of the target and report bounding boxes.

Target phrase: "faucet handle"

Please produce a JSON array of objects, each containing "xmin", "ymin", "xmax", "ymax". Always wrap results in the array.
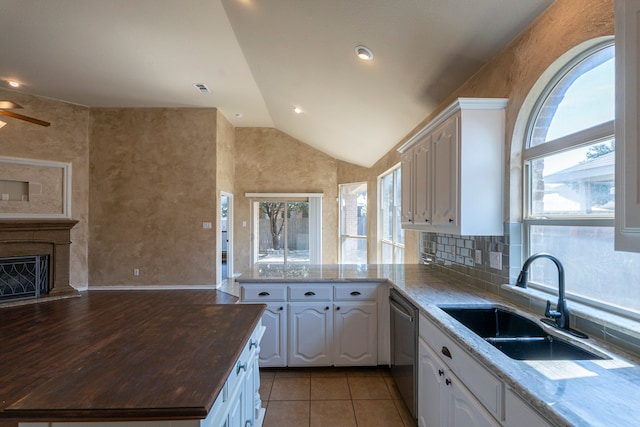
[{"xmin": 544, "ymin": 300, "xmax": 562, "ymax": 319}]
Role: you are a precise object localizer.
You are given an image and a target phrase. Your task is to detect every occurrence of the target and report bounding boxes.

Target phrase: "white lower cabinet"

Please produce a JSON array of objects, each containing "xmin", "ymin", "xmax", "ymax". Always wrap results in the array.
[
  {"xmin": 418, "ymin": 337, "xmax": 497, "ymax": 427},
  {"xmin": 259, "ymin": 303, "xmax": 287, "ymax": 367},
  {"xmin": 333, "ymin": 301, "xmax": 377, "ymax": 366},
  {"xmin": 289, "ymin": 302, "xmax": 333, "ymax": 366},
  {"xmin": 240, "ymin": 282, "xmax": 380, "ymax": 367}
]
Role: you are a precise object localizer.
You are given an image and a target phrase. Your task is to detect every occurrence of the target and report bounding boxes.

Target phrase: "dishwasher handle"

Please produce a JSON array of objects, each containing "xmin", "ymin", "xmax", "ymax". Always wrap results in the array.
[{"xmin": 389, "ymin": 298, "xmax": 414, "ymax": 323}]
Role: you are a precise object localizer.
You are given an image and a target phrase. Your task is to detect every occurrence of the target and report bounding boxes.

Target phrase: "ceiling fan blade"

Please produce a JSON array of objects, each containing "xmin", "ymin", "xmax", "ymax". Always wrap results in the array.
[
  {"xmin": 0, "ymin": 101, "xmax": 23, "ymax": 109},
  {"xmin": 0, "ymin": 110, "xmax": 50, "ymax": 127}
]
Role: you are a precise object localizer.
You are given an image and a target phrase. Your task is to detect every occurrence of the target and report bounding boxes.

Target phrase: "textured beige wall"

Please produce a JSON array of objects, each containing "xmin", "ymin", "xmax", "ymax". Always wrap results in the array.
[
  {"xmin": 367, "ymin": 0, "xmax": 611, "ymax": 260},
  {"xmin": 0, "ymin": 88, "xmax": 90, "ymax": 287},
  {"xmin": 89, "ymin": 108, "xmax": 219, "ymax": 286},
  {"xmin": 234, "ymin": 128, "xmax": 338, "ymax": 273}
]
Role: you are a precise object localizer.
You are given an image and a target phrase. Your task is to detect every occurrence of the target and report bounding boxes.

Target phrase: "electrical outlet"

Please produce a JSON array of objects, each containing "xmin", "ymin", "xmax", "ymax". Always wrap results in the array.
[
  {"xmin": 133, "ymin": 268, "xmax": 140, "ymax": 276},
  {"xmin": 202, "ymin": 221, "xmax": 212, "ymax": 229},
  {"xmin": 475, "ymin": 250, "xmax": 482, "ymax": 264},
  {"xmin": 489, "ymin": 252, "xmax": 502, "ymax": 270}
]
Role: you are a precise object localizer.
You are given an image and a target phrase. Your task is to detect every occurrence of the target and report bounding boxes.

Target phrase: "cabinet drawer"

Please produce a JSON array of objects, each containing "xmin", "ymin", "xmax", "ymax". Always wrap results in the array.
[
  {"xmin": 420, "ymin": 314, "xmax": 503, "ymax": 421},
  {"xmin": 241, "ymin": 285, "xmax": 286, "ymax": 301},
  {"xmin": 288, "ymin": 285, "xmax": 332, "ymax": 301},
  {"xmin": 334, "ymin": 284, "xmax": 377, "ymax": 301}
]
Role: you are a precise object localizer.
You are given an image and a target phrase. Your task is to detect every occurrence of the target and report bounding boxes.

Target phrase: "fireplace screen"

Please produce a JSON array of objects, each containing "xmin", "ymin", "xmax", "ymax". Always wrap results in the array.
[{"xmin": 0, "ymin": 255, "xmax": 49, "ymax": 301}]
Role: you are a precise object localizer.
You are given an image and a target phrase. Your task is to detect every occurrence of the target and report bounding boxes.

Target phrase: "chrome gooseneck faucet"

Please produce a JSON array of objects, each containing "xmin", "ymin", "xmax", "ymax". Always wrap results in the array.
[{"xmin": 515, "ymin": 253, "xmax": 587, "ymax": 338}]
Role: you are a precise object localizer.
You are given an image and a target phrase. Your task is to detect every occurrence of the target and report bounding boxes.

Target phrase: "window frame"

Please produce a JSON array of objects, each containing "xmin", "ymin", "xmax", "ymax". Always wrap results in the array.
[
  {"xmin": 377, "ymin": 164, "xmax": 404, "ymax": 264},
  {"xmin": 520, "ymin": 39, "xmax": 634, "ymax": 317},
  {"xmin": 338, "ymin": 182, "xmax": 368, "ymax": 264}
]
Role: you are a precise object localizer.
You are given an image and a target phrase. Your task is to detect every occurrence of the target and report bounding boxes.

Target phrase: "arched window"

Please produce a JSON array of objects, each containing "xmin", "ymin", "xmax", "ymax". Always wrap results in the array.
[{"xmin": 522, "ymin": 39, "xmax": 640, "ymax": 319}]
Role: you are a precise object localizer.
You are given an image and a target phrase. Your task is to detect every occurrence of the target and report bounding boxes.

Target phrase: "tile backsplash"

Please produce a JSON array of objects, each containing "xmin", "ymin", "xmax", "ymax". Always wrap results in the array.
[{"xmin": 419, "ymin": 223, "xmax": 522, "ymax": 295}]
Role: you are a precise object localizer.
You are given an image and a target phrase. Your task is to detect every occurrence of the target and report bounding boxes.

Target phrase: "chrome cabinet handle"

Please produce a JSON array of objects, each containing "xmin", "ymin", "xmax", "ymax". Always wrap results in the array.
[
  {"xmin": 304, "ymin": 291, "xmax": 316, "ymax": 296},
  {"xmin": 249, "ymin": 340, "xmax": 257, "ymax": 349},
  {"xmin": 258, "ymin": 291, "xmax": 270, "ymax": 296}
]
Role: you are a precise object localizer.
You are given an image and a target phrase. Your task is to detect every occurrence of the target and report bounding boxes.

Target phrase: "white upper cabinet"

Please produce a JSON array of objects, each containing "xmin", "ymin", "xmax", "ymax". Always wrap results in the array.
[
  {"xmin": 615, "ymin": 0, "xmax": 640, "ymax": 252},
  {"xmin": 399, "ymin": 98, "xmax": 507, "ymax": 235}
]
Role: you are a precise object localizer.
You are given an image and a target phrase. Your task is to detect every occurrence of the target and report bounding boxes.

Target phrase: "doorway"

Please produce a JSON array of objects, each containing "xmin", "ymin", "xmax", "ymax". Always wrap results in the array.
[{"xmin": 218, "ymin": 192, "xmax": 233, "ymax": 285}]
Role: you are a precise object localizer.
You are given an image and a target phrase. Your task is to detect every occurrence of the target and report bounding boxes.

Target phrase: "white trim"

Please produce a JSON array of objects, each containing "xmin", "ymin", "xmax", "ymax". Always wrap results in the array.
[
  {"xmin": 398, "ymin": 98, "xmax": 508, "ymax": 153},
  {"xmin": 0, "ymin": 155, "xmax": 72, "ymax": 219},
  {"xmin": 309, "ymin": 196, "xmax": 322, "ymax": 264},
  {"xmin": 245, "ymin": 193, "xmax": 324, "ymax": 198}
]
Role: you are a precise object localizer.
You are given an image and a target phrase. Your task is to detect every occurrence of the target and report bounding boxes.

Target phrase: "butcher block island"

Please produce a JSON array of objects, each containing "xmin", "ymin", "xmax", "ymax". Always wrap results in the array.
[{"xmin": 0, "ymin": 291, "xmax": 266, "ymax": 427}]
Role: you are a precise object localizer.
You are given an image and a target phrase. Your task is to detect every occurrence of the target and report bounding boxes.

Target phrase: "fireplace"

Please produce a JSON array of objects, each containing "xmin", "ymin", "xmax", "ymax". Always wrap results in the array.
[{"xmin": 0, "ymin": 219, "xmax": 78, "ymax": 303}]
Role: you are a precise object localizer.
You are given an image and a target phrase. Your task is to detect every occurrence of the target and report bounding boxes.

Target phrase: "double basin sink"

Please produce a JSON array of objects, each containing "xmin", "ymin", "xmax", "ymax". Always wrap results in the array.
[{"xmin": 439, "ymin": 305, "xmax": 608, "ymax": 361}]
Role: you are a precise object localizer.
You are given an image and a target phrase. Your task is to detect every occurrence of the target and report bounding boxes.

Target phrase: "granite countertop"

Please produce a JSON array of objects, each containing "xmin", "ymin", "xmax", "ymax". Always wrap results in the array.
[
  {"xmin": 238, "ymin": 264, "xmax": 640, "ymax": 427},
  {"xmin": 0, "ymin": 291, "xmax": 265, "ymax": 422}
]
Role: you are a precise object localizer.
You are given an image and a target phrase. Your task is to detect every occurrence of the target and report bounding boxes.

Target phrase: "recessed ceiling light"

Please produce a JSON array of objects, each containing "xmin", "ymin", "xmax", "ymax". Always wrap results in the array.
[
  {"xmin": 355, "ymin": 45, "xmax": 374, "ymax": 61},
  {"xmin": 235, "ymin": 113, "xmax": 243, "ymax": 119},
  {"xmin": 8, "ymin": 81, "xmax": 20, "ymax": 88},
  {"xmin": 293, "ymin": 107, "xmax": 303, "ymax": 114}
]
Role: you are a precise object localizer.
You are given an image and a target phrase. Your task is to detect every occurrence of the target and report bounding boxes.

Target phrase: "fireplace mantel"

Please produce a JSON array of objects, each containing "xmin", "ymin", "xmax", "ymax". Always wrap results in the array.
[{"xmin": 0, "ymin": 219, "xmax": 79, "ymax": 302}]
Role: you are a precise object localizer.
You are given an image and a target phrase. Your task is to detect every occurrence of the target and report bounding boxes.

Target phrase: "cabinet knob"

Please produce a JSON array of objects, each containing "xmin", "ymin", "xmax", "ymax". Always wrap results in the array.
[
  {"xmin": 324, "ymin": 306, "xmax": 330, "ymax": 311},
  {"xmin": 445, "ymin": 378, "xmax": 452, "ymax": 386},
  {"xmin": 441, "ymin": 346, "xmax": 452, "ymax": 359},
  {"xmin": 350, "ymin": 291, "xmax": 361, "ymax": 296},
  {"xmin": 304, "ymin": 291, "xmax": 316, "ymax": 296},
  {"xmin": 438, "ymin": 369, "xmax": 444, "ymax": 377},
  {"xmin": 237, "ymin": 362, "xmax": 247, "ymax": 373},
  {"xmin": 258, "ymin": 291, "xmax": 270, "ymax": 297},
  {"xmin": 278, "ymin": 306, "xmax": 284, "ymax": 311},
  {"xmin": 448, "ymin": 218, "xmax": 454, "ymax": 223},
  {"xmin": 249, "ymin": 340, "xmax": 257, "ymax": 349},
  {"xmin": 336, "ymin": 306, "xmax": 341, "ymax": 311},
  {"xmin": 425, "ymin": 219, "xmax": 429, "ymax": 222}
]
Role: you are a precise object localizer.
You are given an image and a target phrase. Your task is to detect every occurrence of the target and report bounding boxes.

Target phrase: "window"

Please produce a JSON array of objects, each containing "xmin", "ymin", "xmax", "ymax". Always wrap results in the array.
[
  {"xmin": 522, "ymin": 40, "xmax": 640, "ymax": 318},
  {"xmin": 248, "ymin": 193, "xmax": 323, "ymax": 265},
  {"xmin": 379, "ymin": 165, "xmax": 404, "ymax": 264},
  {"xmin": 339, "ymin": 182, "xmax": 367, "ymax": 264}
]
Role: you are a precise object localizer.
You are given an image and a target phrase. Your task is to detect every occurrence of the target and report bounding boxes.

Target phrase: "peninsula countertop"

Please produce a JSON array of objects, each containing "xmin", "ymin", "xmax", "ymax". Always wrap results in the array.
[
  {"xmin": 0, "ymin": 290, "xmax": 265, "ymax": 422},
  {"xmin": 238, "ymin": 263, "xmax": 640, "ymax": 427}
]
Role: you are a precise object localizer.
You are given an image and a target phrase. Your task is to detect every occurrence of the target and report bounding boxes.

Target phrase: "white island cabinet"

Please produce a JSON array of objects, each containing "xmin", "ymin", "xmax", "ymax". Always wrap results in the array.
[{"xmin": 240, "ymin": 282, "xmax": 383, "ymax": 367}]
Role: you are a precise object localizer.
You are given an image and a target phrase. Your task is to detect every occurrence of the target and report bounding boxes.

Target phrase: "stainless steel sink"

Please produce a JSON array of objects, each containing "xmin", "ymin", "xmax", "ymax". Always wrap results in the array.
[{"xmin": 439, "ymin": 305, "xmax": 607, "ymax": 361}]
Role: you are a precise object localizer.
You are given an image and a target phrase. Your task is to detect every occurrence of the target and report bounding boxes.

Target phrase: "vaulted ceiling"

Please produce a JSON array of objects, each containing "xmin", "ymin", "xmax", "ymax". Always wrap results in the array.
[{"xmin": 0, "ymin": 0, "xmax": 553, "ymax": 166}]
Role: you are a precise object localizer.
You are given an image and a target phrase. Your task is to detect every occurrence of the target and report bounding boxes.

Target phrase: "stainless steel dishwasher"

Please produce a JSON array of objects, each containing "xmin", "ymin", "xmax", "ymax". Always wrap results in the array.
[{"xmin": 389, "ymin": 288, "xmax": 418, "ymax": 420}]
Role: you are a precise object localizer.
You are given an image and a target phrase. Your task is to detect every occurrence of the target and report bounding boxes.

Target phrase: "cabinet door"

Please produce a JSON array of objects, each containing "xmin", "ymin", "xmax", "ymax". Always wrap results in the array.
[
  {"xmin": 227, "ymin": 378, "xmax": 245, "ymax": 427},
  {"xmin": 446, "ymin": 375, "xmax": 499, "ymax": 427},
  {"xmin": 333, "ymin": 302, "xmax": 377, "ymax": 366},
  {"xmin": 504, "ymin": 389, "xmax": 551, "ymax": 427},
  {"xmin": 615, "ymin": 0, "xmax": 640, "ymax": 251},
  {"xmin": 413, "ymin": 137, "xmax": 432, "ymax": 225},
  {"xmin": 418, "ymin": 338, "xmax": 444, "ymax": 427},
  {"xmin": 259, "ymin": 303, "xmax": 287, "ymax": 367},
  {"xmin": 288, "ymin": 303, "xmax": 333, "ymax": 366},
  {"xmin": 431, "ymin": 114, "xmax": 458, "ymax": 229},
  {"xmin": 401, "ymin": 148, "xmax": 415, "ymax": 224}
]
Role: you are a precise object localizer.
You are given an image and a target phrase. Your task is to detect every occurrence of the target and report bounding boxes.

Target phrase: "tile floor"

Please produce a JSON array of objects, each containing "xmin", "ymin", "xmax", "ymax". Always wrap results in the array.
[{"xmin": 260, "ymin": 367, "xmax": 417, "ymax": 427}]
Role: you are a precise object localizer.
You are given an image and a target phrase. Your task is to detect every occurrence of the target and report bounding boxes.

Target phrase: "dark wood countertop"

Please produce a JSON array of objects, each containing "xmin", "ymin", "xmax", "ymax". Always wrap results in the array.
[{"xmin": 0, "ymin": 290, "xmax": 265, "ymax": 422}]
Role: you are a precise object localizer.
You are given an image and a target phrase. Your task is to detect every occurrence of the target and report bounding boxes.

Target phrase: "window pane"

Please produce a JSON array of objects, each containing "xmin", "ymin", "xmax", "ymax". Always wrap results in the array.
[
  {"xmin": 341, "ymin": 237, "xmax": 367, "ymax": 264},
  {"xmin": 287, "ymin": 202, "xmax": 309, "ymax": 264},
  {"xmin": 394, "ymin": 169, "xmax": 405, "ymax": 245},
  {"xmin": 530, "ymin": 225, "xmax": 640, "ymax": 315},
  {"xmin": 530, "ymin": 44, "xmax": 614, "ymax": 146},
  {"xmin": 381, "ymin": 242, "xmax": 392, "ymax": 264},
  {"xmin": 381, "ymin": 174, "xmax": 393, "ymax": 241},
  {"xmin": 529, "ymin": 139, "xmax": 614, "ymax": 217}
]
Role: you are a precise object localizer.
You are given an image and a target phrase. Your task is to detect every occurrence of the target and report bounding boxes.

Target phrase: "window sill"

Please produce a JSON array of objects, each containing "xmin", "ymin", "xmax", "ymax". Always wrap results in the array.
[{"xmin": 500, "ymin": 283, "xmax": 640, "ymax": 360}]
